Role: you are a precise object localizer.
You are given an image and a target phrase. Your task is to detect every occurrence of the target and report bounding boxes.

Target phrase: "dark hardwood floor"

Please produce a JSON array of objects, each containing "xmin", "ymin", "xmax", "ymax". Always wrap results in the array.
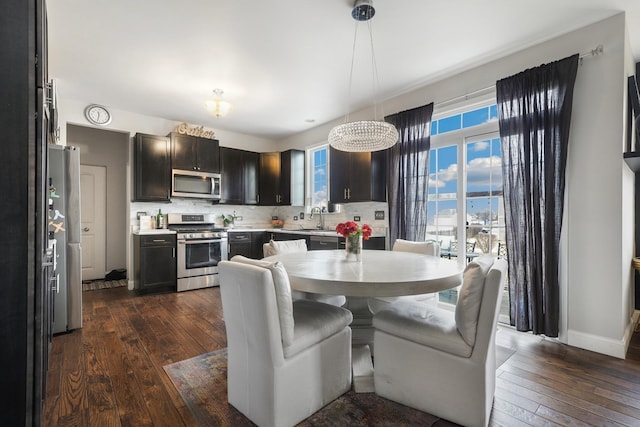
[{"xmin": 44, "ymin": 286, "xmax": 640, "ymax": 426}]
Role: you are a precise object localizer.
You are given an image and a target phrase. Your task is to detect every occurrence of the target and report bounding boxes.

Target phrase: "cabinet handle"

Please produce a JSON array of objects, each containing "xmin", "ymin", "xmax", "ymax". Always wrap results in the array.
[
  {"xmin": 347, "ymin": 188, "xmax": 351, "ymax": 199},
  {"xmin": 344, "ymin": 188, "xmax": 347, "ymax": 199},
  {"xmin": 83, "ymin": 227, "xmax": 90, "ymax": 232}
]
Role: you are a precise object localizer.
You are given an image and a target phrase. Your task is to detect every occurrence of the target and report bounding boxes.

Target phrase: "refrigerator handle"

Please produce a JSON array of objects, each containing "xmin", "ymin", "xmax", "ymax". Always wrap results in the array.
[{"xmin": 50, "ymin": 274, "xmax": 59, "ymax": 293}]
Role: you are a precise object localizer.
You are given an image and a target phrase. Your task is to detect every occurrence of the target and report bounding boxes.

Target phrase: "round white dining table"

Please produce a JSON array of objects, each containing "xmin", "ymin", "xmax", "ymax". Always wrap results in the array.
[
  {"xmin": 263, "ymin": 249, "xmax": 463, "ymax": 297},
  {"xmin": 264, "ymin": 249, "xmax": 465, "ymax": 393}
]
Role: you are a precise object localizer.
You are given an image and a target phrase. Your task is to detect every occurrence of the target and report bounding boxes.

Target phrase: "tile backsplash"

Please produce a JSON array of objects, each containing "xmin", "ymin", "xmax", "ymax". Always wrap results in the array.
[{"xmin": 130, "ymin": 199, "xmax": 388, "ymax": 236}]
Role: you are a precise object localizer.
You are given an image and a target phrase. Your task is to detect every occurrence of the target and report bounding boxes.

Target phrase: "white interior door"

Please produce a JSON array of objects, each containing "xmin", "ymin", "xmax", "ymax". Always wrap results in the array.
[{"xmin": 80, "ymin": 165, "xmax": 106, "ymax": 280}]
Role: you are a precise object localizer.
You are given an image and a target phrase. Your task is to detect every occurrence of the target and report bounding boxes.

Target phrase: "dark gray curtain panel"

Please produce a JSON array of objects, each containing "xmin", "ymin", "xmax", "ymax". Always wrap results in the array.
[
  {"xmin": 496, "ymin": 54, "xmax": 579, "ymax": 337},
  {"xmin": 385, "ymin": 103, "xmax": 434, "ymax": 245}
]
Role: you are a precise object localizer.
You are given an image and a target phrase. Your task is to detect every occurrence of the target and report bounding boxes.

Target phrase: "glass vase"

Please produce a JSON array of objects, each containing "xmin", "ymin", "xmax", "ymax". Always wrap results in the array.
[{"xmin": 345, "ymin": 234, "xmax": 363, "ymax": 262}]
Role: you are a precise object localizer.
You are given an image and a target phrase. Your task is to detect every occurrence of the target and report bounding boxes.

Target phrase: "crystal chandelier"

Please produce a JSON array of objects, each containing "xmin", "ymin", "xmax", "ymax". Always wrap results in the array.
[
  {"xmin": 205, "ymin": 88, "xmax": 232, "ymax": 118},
  {"xmin": 328, "ymin": 0, "xmax": 398, "ymax": 152}
]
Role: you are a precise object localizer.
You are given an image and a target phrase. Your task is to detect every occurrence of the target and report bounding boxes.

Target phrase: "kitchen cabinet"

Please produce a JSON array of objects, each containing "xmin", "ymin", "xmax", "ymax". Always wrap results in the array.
[
  {"xmin": 329, "ymin": 147, "xmax": 387, "ymax": 203},
  {"xmin": 170, "ymin": 132, "xmax": 220, "ymax": 173},
  {"xmin": 259, "ymin": 150, "xmax": 305, "ymax": 206},
  {"xmin": 133, "ymin": 234, "xmax": 177, "ymax": 294},
  {"xmin": 133, "ymin": 133, "xmax": 171, "ymax": 202},
  {"xmin": 310, "ymin": 235, "xmax": 386, "ymax": 251},
  {"xmin": 228, "ymin": 231, "xmax": 252, "ymax": 258},
  {"xmin": 228, "ymin": 231, "xmax": 268, "ymax": 259},
  {"xmin": 310, "ymin": 235, "xmax": 339, "ymax": 250},
  {"xmin": 220, "ymin": 147, "xmax": 259, "ymax": 205}
]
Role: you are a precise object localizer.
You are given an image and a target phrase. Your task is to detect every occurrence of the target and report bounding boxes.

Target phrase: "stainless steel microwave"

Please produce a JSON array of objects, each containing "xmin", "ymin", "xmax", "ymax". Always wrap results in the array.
[{"xmin": 171, "ymin": 169, "xmax": 221, "ymax": 200}]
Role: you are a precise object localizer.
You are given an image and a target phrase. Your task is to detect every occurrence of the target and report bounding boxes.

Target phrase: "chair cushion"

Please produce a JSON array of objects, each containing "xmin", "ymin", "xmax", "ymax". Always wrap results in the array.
[
  {"xmin": 455, "ymin": 254, "xmax": 494, "ymax": 346},
  {"xmin": 373, "ymin": 300, "xmax": 472, "ymax": 357},
  {"xmin": 230, "ymin": 255, "xmax": 295, "ymax": 346},
  {"xmin": 284, "ymin": 300, "xmax": 353, "ymax": 358}
]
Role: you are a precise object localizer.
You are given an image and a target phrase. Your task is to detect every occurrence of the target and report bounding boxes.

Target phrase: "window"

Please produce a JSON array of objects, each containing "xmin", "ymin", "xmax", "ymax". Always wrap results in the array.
[
  {"xmin": 428, "ymin": 102, "xmax": 507, "ymax": 315},
  {"xmin": 307, "ymin": 145, "xmax": 329, "ymax": 209}
]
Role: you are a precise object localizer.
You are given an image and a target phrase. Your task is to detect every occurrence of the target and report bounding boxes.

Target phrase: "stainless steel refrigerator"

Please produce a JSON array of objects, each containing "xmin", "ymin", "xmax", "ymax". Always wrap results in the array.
[{"xmin": 49, "ymin": 145, "xmax": 83, "ymax": 333}]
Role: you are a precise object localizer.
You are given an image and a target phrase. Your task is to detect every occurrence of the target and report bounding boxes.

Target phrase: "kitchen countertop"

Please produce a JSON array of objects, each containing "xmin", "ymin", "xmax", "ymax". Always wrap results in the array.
[
  {"xmin": 133, "ymin": 229, "xmax": 177, "ymax": 235},
  {"xmin": 227, "ymin": 227, "xmax": 386, "ymax": 238}
]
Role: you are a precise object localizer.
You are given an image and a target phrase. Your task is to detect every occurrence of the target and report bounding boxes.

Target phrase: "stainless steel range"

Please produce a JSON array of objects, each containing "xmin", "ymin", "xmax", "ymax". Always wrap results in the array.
[{"xmin": 167, "ymin": 213, "xmax": 228, "ymax": 292}]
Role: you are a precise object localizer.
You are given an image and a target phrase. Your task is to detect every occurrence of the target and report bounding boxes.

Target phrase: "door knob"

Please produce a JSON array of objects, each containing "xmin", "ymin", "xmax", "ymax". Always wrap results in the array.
[{"xmin": 83, "ymin": 227, "xmax": 90, "ymax": 232}]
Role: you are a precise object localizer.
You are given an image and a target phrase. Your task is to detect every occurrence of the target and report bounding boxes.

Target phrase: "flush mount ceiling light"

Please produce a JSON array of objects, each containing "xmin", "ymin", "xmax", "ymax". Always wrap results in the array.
[
  {"xmin": 328, "ymin": 0, "xmax": 398, "ymax": 152},
  {"xmin": 205, "ymin": 88, "xmax": 232, "ymax": 118}
]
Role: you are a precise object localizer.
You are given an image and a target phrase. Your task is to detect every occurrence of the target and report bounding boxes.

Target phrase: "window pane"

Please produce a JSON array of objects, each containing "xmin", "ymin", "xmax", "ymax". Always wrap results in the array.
[
  {"xmin": 438, "ymin": 115, "xmax": 461, "ymax": 134},
  {"xmin": 490, "ymin": 104, "xmax": 498, "ymax": 120},
  {"xmin": 427, "ymin": 145, "xmax": 457, "ymax": 248},
  {"xmin": 309, "ymin": 146, "xmax": 328, "ymax": 208},
  {"xmin": 462, "ymin": 108, "xmax": 489, "ymax": 128}
]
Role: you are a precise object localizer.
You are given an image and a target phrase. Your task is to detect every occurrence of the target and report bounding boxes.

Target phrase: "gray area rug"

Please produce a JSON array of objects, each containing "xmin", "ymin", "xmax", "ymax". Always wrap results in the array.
[
  {"xmin": 82, "ymin": 278, "xmax": 128, "ymax": 291},
  {"xmin": 164, "ymin": 346, "xmax": 516, "ymax": 426}
]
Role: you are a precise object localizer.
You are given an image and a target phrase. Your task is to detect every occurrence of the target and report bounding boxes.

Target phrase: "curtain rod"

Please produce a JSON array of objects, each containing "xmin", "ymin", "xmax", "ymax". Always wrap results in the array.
[{"xmin": 434, "ymin": 44, "xmax": 604, "ymax": 110}]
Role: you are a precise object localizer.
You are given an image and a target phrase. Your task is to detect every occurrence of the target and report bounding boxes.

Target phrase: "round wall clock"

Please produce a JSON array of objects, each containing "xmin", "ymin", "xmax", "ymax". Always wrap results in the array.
[{"xmin": 84, "ymin": 104, "xmax": 112, "ymax": 126}]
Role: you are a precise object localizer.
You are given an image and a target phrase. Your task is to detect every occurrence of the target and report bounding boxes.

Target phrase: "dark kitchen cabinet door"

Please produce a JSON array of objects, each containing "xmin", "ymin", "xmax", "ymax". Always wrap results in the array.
[
  {"xmin": 243, "ymin": 151, "xmax": 259, "ymax": 205},
  {"xmin": 134, "ymin": 133, "xmax": 171, "ymax": 202},
  {"xmin": 258, "ymin": 150, "xmax": 304, "ymax": 206},
  {"xmin": 329, "ymin": 147, "xmax": 387, "ymax": 203},
  {"xmin": 220, "ymin": 147, "xmax": 259, "ymax": 205},
  {"xmin": 228, "ymin": 231, "xmax": 252, "ymax": 258},
  {"xmin": 220, "ymin": 147, "xmax": 244, "ymax": 204},
  {"xmin": 349, "ymin": 152, "xmax": 373, "ymax": 201},
  {"xmin": 259, "ymin": 152, "xmax": 280, "ymax": 205},
  {"xmin": 329, "ymin": 148, "xmax": 351, "ymax": 203},
  {"xmin": 170, "ymin": 133, "xmax": 220, "ymax": 173},
  {"xmin": 251, "ymin": 231, "xmax": 268, "ymax": 258},
  {"xmin": 134, "ymin": 234, "xmax": 176, "ymax": 294}
]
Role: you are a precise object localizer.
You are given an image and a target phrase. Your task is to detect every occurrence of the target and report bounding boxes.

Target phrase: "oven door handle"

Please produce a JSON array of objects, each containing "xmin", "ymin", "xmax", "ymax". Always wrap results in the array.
[{"xmin": 178, "ymin": 239, "xmax": 225, "ymax": 245}]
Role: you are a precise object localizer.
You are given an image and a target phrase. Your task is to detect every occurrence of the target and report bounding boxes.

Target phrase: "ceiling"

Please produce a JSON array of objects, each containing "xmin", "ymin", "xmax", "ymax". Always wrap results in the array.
[{"xmin": 48, "ymin": 0, "xmax": 640, "ymax": 141}]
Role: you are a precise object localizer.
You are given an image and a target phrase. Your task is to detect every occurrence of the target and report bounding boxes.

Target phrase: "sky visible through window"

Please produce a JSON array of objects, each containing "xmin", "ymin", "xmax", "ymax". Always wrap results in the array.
[
  {"xmin": 428, "ymin": 104, "xmax": 502, "ymax": 239},
  {"xmin": 311, "ymin": 146, "xmax": 328, "ymax": 208}
]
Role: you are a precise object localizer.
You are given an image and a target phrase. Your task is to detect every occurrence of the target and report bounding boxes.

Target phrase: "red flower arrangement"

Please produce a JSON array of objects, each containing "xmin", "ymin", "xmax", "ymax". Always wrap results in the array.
[{"xmin": 335, "ymin": 221, "xmax": 372, "ymax": 240}]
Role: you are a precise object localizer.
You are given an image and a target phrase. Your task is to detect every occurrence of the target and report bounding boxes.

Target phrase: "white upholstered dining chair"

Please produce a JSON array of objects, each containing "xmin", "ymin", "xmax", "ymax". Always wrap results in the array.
[
  {"xmin": 263, "ymin": 239, "xmax": 346, "ymax": 307},
  {"xmin": 218, "ymin": 256, "xmax": 353, "ymax": 427},
  {"xmin": 368, "ymin": 239, "xmax": 442, "ymax": 314},
  {"xmin": 372, "ymin": 255, "xmax": 507, "ymax": 427}
]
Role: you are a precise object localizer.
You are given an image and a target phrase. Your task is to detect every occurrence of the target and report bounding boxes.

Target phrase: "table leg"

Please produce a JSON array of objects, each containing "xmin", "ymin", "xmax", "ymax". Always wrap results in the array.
[{"xmin": 343, "ymin": 297, "xmax": 375, "ymax": 393}]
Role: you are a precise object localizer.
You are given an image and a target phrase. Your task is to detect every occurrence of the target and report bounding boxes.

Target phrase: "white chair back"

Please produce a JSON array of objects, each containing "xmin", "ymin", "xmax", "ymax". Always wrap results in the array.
[
  {"xmin": 393, "ymin": 238, "xmax": 440, "ymax": 257},
  {"xmin": 263, "ymin": 239, "xmax": 307, "ymax": 257}
]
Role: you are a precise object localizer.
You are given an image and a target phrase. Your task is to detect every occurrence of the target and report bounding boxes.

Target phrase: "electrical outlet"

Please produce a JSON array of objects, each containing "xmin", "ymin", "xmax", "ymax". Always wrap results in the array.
[
  {"xmin": 293, "ymin": 216, "xmax": 298, "ymax": 221},
  {"xmin": 374, "ymin": 210, "xmax": 385, "ymax": 220},
  {"xmin": 300, "ymin": 212, "xmax": 305, "ymax": 219},
  {"xmin": 354, "ymin": 215, "xmax": 361, "ymax": 222}
]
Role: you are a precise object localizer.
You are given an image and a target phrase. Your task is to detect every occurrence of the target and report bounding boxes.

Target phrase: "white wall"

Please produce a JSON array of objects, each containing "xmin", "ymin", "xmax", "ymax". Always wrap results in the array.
[{"xmin": 281, "ymin": 13, "xmax": 636, "ymax": 358}]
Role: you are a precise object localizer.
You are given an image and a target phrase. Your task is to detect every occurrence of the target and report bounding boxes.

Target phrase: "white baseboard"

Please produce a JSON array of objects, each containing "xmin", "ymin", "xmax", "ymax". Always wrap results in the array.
[{"xmin": 567, "ymin": 311, "xmax": 640, "ymax": 359}]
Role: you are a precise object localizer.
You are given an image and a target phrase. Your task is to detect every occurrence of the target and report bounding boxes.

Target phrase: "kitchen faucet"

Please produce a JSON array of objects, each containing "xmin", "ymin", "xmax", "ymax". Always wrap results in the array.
[{"xmin": 309, "ymin": 207, "xmax": 325, "ymax": 229}]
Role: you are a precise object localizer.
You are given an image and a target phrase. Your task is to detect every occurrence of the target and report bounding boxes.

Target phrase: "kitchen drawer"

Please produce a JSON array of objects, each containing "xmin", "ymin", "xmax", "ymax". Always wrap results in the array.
[
  {"xmin": 140, "ymin": 234, "xmax": 176, "ymax": 247},
  {"xmin": 228, "ymin": 232, "xmax": 252, "ymax": 242},
  {"xmin": 309, "ymin": 235, "xmax": 339, "ymax": 250}
]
